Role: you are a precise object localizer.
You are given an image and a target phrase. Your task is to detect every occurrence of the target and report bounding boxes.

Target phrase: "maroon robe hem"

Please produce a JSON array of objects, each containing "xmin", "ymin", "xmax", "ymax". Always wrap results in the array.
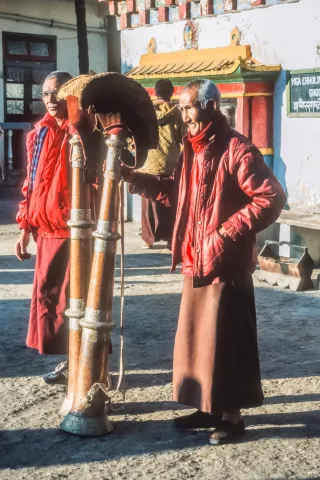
[
  {"xmin": 173, "ymin": 275, "xmax": 264, "ymax": 413},
  {"xmin": 26, "ymin": 237, "xmax": 70, "ymax": 355},
  {"xmin": 141, "ymin": 197, "xmax": 172, "ymax": 246}
]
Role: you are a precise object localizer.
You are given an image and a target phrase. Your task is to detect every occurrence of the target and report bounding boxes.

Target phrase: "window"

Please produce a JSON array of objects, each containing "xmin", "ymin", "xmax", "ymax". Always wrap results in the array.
[
  {"xmin": 6, "ymin": 83, "xmax": 24, "ymax": 99},
  {"xmin": 3, "ymin": 33, "xmax": 55, "ymax": 61},
  {"xmin": 30, "ymin": 42, "xmax": 49, "ymax": 57},
  {"xmin": 32, "ymin": 85, "xmax": 43, "ymax": 99},
  {"xmin": 6, "ymin": 100, "xmax": 24, "ymax": 114},
  {"xmin": 7, "ymin": 40, "xmax": 28, "ymax": 56},
  {"xmin": 5, "ymin": 83, "xmax": 24, "ymax": 115},
  {"xmin": 3, "ymin": 33, "xmax": 56, "ymax": 122}
]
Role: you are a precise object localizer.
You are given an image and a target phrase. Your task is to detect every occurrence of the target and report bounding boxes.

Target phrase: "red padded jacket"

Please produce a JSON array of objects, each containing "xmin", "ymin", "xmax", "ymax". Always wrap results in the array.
[
  {"xmin": 16, "ymin": 113, "xmax": 70, "ymax": 239},
  {"xmin": 130, "ymin": 114, "xmax": 286, "ymax": 287}
]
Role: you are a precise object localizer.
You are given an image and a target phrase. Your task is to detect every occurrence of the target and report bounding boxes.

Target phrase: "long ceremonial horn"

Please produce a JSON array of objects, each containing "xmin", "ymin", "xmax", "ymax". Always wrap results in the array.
[
  {"xmin": 57, "ymin": 74, "xmax": 99, "ymax": 415},
  {"xmin": 60, "ymin": 133, "xmax": 93, "ymax": 415},
  {"xmin": 60, "ymin": 73, "xmax": 158, "ymax": 436}
]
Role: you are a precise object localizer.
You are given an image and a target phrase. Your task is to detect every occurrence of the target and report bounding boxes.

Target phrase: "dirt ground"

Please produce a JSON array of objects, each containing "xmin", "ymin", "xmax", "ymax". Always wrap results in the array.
[{"xmin": 0, "ymin": 194, "xmax": 320, "ymax": 480}]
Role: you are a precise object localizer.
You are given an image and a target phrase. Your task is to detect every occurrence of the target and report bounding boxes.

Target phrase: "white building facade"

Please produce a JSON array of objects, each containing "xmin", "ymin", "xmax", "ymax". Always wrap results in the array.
[{"xmin": 0, "ymin": 0, "xmax": 108, "ymax": 177}]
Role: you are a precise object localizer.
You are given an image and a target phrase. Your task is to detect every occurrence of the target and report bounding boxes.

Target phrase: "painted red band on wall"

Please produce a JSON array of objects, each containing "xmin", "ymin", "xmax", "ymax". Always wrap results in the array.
[{"xmin": 251, "ymin": 96, "xmax": 273, "ymax": 148}]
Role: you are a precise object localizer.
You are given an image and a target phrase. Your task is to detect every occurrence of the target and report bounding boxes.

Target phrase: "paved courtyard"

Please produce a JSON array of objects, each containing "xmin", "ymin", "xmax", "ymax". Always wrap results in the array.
[{"xmin": 0, "ymin": 195, "xmax": 320, "ymax": 480}]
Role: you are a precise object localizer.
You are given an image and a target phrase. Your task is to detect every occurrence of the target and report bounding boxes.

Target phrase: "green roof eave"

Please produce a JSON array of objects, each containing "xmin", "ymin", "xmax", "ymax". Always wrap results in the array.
[{"xmin": 129, "ymin": 66, "xmax": 281, "ymax": 87}]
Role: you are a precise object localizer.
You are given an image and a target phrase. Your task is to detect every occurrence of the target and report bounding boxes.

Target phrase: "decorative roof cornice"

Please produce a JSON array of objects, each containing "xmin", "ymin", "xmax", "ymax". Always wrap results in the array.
[
  {"xmin": 98, "ymin": 0, "xmax": 297, "ymax": 30},
  {"xmin": 127, "ymin": 29, "xmax": 281, "ymax": 82}
]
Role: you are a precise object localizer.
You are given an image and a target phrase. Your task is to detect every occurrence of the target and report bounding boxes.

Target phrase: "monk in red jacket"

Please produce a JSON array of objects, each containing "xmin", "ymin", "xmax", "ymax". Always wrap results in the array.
[
  {"xmin": 16, "ymin": 71, "xmax": 72, "ymax": 376},
  {"xmin": 123, "ymin": 79, "xmax": 286, "ymax": 444}
]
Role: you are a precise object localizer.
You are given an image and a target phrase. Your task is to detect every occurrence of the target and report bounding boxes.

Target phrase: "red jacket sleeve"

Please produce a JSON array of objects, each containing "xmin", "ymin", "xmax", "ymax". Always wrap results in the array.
[
  {"xmin": 16, "ymin": 177, "xmax": 30, "ymax": 230},
  {"xmin": 16, "ymin": 130, "xmax": 35, "ymax": 231},
  {"xmin": 222, "ymin": 146, "xmax": 286, "ymax": 241},
  {"xmin": 129, "ymin": 152, "xmax": 183, "ymax": 208}
]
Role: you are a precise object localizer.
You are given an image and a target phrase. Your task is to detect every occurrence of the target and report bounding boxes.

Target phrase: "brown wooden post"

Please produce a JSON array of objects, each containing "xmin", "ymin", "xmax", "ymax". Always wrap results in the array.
[{"xmin": 74, "ymin": 0, "xmax": 89, "ymax": 74}]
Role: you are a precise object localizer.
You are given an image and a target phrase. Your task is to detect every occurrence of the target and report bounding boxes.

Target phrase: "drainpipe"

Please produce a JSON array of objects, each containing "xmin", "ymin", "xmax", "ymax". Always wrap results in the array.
[
  {"xmin": 74, "ymin": 0, "xmax": 89, "ymax": 74},
  {"xmin": 0, "ymin": 12, "xmax": 107, "ymax": 35}
]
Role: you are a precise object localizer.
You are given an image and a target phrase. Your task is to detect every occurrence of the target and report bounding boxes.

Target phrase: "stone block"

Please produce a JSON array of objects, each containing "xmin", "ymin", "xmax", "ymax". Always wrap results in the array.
[
  {"xmin": 126, "ymin": 0, "xmax": 137, "ymax": 13},
  {"xmin": 201, "ymin": 0, "xmax": 214, "ymax": 15},
  {"xmin": 253, "ymin": 270, "xmax": 310, "ymax": 292},
  {"xmin": 145, "ymin": 0, "xmax": 155, "ymax": 9},
  {"xmin": 224, "ymin": 0, "xmax": 237, "ymax": 11},
  {"xmin": 139, "ymin": 9, "xmax": 150, "ymax": 24},
  {"xmin": 108, "ymin": 1, "xmax": 118, "ymax": 16},
  {"xmin": 120, "ymin": 12, "xmax": 132, "ymax": 29},
  {"xmin": 158, "ymin": 6, "xmax": 170, "ymax": 22},
  {"xmin": 179, "ymin": 2, "xmax": 191, "ymax": 19}
]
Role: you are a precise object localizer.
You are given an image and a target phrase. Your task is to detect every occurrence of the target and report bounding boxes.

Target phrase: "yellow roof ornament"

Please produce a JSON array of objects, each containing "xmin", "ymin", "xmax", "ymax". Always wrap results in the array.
[{"xmin": 127, "ymin": 27, "xmax": 281, "ymax": 81}]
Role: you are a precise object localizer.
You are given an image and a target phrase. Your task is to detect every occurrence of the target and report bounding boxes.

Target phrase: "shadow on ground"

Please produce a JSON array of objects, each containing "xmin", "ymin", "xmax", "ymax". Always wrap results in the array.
[
  {"xmin": 1, "ymin": 284, "xmax": 320, "ymax": 382},
  {"xmin": 1, "ymin": 409, "xmax": 320, "ymax": 470}
]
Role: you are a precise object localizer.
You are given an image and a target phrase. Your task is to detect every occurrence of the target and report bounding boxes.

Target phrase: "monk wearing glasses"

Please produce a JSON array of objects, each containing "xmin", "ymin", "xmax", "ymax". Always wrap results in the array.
[{"xmin": 16, "ymin": 71, "xmax": 73, "ymax": 383}]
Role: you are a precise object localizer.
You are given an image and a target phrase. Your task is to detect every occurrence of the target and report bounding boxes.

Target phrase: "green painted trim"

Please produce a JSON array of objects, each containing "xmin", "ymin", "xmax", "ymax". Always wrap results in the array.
[
  {"xmin": 286, "ymin": 70, "xmax": 291, "ymax": 117},
  {"xmin": 288, "ymin": 112, "xmax": 320, "ymax": 118},
  {"xmin": 290, "ymin": 68, "xmax": 320, "ymax": 75},
  {"xmin": 134, "ymin": 67, "xmax": 280, "ymax": 88},
  {"xmin": 241, "ymin": 69, "xmax": 281, "ymax": 83},
  {"xmin": 135, "ymin": 69, "xmax": 242, "ymax": 87}
]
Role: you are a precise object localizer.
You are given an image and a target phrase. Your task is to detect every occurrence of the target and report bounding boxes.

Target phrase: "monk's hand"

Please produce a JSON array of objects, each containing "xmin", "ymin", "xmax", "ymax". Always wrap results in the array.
[
  {"xmin": 218, "ymin": 226, "xmax": 229, "ymax": 238},
  {"xmin": 15, "ymin": 229, "xmax": 31, "ymax": 261},
  {"xmin": 97, "ymin": 112, "xmax": 123, "ymax": 132},
  {"xmin": 120, "ymin": 162, "xmax": 134, "ymax": 183}
]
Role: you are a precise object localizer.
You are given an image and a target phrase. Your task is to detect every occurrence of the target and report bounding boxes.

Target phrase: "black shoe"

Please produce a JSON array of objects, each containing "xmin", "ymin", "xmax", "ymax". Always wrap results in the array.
[
  {"xmin": 209, "ymin": 419, "xmax": 245, "ymax": 445},
  {"xmin": 174, "ymin": 410, "xmax": 222, "ymax": 430},
  {"xmin": 42, "ymin": 361, "xmax": 68, "ymax": 385}
]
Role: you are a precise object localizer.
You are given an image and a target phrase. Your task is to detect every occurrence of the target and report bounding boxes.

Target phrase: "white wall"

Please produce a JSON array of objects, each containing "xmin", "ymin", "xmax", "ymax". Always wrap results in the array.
[{"xmin": 121, "ymin": 0, "xmax": 320, "ymax": 213}]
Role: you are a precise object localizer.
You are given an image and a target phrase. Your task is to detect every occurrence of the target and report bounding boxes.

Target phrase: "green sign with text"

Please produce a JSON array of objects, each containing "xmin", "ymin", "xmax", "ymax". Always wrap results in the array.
[{"xmin": 288, "ymin": 69, "xmax": 320, "ymax": 117}]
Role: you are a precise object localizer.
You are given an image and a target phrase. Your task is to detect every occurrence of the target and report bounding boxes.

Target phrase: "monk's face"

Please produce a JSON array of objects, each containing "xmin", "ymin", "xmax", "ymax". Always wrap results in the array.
[
  {"xmin": 42, "ymin": 77, "xmax": 68, "ymax": 121},
  {"xmin": 179, "ymin": 86, "xmax": 213, "ymax": 137}
]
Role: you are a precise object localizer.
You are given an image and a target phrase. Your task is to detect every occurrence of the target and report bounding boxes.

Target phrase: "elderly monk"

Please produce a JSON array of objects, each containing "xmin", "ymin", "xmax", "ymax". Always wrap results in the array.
[
  {"xmin": 123, "ymin": 79, "xmax": 286, "ymax": 444},
  {"xmin": 16, "ymin": 71, "xmax": 72, "ymax": 373}
]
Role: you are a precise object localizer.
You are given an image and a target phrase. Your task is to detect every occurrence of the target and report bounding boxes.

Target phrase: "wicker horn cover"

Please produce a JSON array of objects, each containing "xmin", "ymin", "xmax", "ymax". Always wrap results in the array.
[
  {"xmin": 57, "ymin": 74, "xmax": 105, "ymax": 184},
  {"xmin": 57, "ymin": 75, "xmax": 94, "ymax": 102},
  {"xmin": 79, "ymin": 73, "xmax": 158, "ymax": 169}
]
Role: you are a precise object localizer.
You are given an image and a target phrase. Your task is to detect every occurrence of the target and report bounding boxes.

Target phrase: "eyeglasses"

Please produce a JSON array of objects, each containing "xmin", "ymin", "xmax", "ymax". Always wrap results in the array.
[{"xmin": 42, "ymin": 90, "xmax": 59, "ymax": 99}]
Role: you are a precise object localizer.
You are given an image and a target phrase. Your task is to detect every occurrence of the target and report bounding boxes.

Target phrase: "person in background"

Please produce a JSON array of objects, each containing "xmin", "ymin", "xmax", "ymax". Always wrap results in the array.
[
  {"xmin": 138, "ymin": 79, "xmax": 184, "ymax": 249},
  {"xmin": 15, "ymin": 70, "xmax": 73, "ymax": 383},
  {"xmin": 122, "ymin": 79, "xmax": 286, "ymax": 445}
]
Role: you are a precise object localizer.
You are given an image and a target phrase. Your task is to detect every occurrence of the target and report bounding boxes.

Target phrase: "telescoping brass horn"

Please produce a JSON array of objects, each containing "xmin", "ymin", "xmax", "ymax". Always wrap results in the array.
[
  {"xmin": 60, "ymin": 73, "xmax": 158, "ymax": 436},
  {"xmin": 57, "ymin": 74, "xmax": 98, "ymax": 415},
  {"xmin": 60, "ymin": 133, "xmax": 93, "ymax": 415}
]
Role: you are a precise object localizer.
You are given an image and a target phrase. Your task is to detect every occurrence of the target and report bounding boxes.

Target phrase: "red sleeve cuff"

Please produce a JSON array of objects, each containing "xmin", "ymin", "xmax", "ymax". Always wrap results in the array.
[{"xmin": 19, "ymin": 220, "xmax": 30, "ymax": 231}]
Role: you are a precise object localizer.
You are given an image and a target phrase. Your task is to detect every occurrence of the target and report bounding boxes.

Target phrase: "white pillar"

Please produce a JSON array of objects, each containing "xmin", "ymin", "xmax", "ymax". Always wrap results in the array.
[
  {"xmin": 7, "ymin": 129, "xmax": 13, "ymax": 170},
  {"xmin": 279, "ymin": 223, "xmax": 291, "ymax": 257}
]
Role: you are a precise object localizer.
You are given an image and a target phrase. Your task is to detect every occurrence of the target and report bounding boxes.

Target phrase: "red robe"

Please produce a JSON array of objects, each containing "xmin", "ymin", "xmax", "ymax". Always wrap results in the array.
[{"xmin": 17, "ymin": 113, "xmax": 70, "ymax": 354}]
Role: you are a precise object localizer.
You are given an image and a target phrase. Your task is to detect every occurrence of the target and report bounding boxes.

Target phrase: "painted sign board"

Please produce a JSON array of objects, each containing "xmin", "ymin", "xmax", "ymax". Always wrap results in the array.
[{"xmin": 287, "ymin": 69, "xmax": 320, "ymax": 118}]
